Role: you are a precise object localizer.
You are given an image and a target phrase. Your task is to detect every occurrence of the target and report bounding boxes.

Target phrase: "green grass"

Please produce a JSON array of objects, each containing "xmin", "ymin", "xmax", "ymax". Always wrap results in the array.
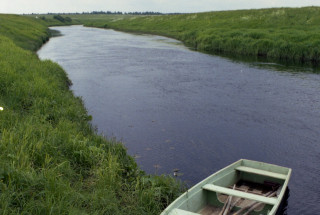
[
  {"xmin": 0, "ymin": 14, "xmax": 50, "ymax": 51},
  {"xmin": 0, "ymin": 14, "xmax": 184, "ymax": 214},
  {"xmin": 76, "ymin": 7, "xmax": 320, "ymax": 65}
]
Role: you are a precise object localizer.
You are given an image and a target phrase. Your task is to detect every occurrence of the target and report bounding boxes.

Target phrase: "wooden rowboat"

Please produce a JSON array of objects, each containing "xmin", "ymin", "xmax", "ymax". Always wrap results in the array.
[{"xmin": 161, "ymin": 159, "xmax": 291, "ymax": 215}]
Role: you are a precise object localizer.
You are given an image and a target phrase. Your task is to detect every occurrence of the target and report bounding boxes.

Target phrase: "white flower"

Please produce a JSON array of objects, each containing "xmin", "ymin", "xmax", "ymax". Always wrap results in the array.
[{"xmin": 0, "ymin": 107, "xmax": 3, "ymax": 111}]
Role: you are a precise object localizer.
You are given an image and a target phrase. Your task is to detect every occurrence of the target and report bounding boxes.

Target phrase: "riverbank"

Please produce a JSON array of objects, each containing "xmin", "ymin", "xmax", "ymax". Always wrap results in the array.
[
  {"xmin": 72, "ymin": 7, "xmax": 320, "ymax": 66},
  {"xmin": 0, "ymin": 14, "xmax": 183, "ymax": 214}
]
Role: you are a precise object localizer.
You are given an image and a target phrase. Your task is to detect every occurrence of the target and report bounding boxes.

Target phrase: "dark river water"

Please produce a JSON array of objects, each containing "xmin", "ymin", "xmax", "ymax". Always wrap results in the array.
[{"xmin": 38, "ymin": 25, "xmax": 320, "ymax": 214}]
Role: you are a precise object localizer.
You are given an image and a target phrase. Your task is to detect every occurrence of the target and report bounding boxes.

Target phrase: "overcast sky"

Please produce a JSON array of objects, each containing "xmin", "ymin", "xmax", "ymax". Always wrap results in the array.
[{"xmin": 1, "ymin": 0, "xmax": 320, "ymax": 14}]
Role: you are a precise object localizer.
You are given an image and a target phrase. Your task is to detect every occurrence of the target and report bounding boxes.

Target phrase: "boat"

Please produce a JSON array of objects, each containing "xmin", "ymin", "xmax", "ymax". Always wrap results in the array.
[{"xmin": 161, "ymin": 159, "xmax": 291, "ymax": 215}]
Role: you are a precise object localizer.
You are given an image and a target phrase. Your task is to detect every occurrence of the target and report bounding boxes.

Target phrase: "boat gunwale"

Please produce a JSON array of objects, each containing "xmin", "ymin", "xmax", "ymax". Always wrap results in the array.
[{"xmin": 268, "ymin": 167, "xmax": 291, "ymax": 214}]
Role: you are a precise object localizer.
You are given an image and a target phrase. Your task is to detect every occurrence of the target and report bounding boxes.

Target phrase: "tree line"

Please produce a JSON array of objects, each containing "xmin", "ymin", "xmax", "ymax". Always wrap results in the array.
[{"xmin": 29, "ymin": 11, "xmax": 182, "ymax": 16}]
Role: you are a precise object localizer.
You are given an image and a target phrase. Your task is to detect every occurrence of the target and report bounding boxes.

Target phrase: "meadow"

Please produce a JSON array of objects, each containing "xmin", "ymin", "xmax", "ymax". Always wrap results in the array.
[
  {"xmin": 0, "ymin": 14, "xmax": 183, "ymax": 214},
  {"xmin": 3, "ymin": 7, "xmax": 320, "ymax": 214},
  {"xmin": 67, "ymin": 7, "xmax": 320, "ymax": 65}
]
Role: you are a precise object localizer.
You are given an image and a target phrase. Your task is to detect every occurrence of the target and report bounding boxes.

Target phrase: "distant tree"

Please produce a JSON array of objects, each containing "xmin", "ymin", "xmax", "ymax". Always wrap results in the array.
[
  {"xmin": 126, "ymin": 11, "xmax": 162, "ymax": 15},
  {"xmin": 53, "ymin": 15, "xmax": 65, "ymax": 22},
  {"xmin": 64, "ymin": 17, "xmax": 72, "ymax": 22},
  {"xmin": 53, "ymin": 15, "xmax": 72, "ymax": 23}
]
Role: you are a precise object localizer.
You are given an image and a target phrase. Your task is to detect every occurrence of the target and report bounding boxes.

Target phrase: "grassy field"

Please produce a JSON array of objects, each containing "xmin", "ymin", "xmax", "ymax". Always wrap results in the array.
[
  {"xmin": 0, "ymin": 14, "xmax": 50, "ymax": 51},
  {"xmin": 64, "ymin": 7, "xmax": 320, "ymax": 66},
  {"xmin": 5, "ymin": 7, "xmax": 318, "ymax": 213},
  {"xmin": 0, "ymin": 14, "xmax": 183, "ymax": 214}
]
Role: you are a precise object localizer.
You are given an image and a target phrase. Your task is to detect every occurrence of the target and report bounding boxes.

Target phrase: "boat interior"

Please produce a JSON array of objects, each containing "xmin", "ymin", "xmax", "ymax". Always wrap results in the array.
[
  {"xmin": 171, "ymin": 161, "xmax": 289, "ymax": 215},
  {"xmin": 200, "ymin": 180, "xmax": 280, "ymax": 215}
]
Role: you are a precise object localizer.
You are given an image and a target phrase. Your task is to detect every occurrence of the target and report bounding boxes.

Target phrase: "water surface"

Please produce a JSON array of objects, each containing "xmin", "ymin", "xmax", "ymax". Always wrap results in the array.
[{"xmin": 38, "ymin": 25, "xmax": 320, "ymax": 215}]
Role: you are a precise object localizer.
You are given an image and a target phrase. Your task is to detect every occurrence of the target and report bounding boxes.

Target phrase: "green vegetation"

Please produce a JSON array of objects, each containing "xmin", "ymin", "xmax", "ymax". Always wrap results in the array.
[
  {"xmin": 0, "ymin": 14, "xmax": 183, "ymax": 214},
  {"xmin": 76, "ymin": 7, "xmax": 320, "ymax": 65},
  {"xmin": 0, "ymin": 14, "xmax": 49, "ymax": 51},
  {"xmin": 4, "ymin": 7, "xmax": 319, "ymax": 213},
  {"xmin": 53, "ymin": 15, "xmax": 73, "ymax": 23}
]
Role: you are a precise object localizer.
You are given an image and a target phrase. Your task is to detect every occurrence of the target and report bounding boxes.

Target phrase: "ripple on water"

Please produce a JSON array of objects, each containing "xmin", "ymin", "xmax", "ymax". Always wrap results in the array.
[{"xmin": 38, "ymin": 25, "xmax": 320, "ymax": 215}]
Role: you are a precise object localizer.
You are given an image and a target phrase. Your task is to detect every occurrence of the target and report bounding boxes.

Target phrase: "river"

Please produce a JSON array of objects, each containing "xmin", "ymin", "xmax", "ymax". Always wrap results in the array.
[{"xmin": 38, "ymin": 25, "xmax": 320, "ymax": 214}]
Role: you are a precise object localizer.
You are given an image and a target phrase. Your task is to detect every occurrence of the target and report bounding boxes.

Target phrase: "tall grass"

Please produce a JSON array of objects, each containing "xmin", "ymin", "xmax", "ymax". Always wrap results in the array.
[
  {"xmin": 0, "ymin": 14, "xmax": 183, "ymax": 214},
  {"xmin": 80, "ymin": 7, "xmax": 320, "ymax": 65}
]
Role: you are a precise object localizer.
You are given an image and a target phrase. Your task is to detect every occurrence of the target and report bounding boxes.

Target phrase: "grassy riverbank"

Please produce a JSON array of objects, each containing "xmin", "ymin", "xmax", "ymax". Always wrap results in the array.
[
  {"xmin": 0, "ymin": 14, "xmax": 183, "ymax": 214},
  {"xmin": 77, "ymin": 7, "xmax": 320, "ymax": 65}
]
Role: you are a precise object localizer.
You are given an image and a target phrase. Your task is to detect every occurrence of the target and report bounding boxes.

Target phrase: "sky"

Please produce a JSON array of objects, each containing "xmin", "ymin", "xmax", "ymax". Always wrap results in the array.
[{"xmin": 1, "ymin": 0, "xmax": 320, "ymax": 14}]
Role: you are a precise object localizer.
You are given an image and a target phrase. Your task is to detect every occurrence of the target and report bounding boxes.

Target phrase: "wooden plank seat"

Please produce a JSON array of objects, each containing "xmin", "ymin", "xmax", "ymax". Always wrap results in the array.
[
  {"xmin": 202, "ymin": 184, "xmax": 277, "ymax": 205},
  {"xmin": 235, "ymin": 166, "xmax": 287, "ymax": 180},
  {"xmin": 170, "ymin": 208, "xmax": 201, "ymax": 215}
]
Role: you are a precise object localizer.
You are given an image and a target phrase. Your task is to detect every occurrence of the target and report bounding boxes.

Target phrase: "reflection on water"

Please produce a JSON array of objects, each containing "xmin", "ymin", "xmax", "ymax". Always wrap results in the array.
[
  {"xmin": 276, "ymin": 189, "xmax": 289, "ymax": 215},
  {"xmin": 207, "ymin": 50, "xmax": 320, "ymax": 74},
  {"xmin": 38, "ymin": 25, "xmax": 320, "ymax": 215}
]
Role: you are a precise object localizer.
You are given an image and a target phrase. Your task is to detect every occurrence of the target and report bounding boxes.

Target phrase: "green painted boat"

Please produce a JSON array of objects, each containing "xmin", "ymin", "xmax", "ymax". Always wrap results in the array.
[{"xmin": 161, "ymin": 159, "xmax": 291, "ymax": 215}]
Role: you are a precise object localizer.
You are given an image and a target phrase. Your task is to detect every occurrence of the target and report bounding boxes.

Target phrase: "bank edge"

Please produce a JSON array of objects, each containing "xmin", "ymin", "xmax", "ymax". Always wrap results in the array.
[{"xmin": 0, "ymin": 14, "xmax": 183, "ymax": 215}]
